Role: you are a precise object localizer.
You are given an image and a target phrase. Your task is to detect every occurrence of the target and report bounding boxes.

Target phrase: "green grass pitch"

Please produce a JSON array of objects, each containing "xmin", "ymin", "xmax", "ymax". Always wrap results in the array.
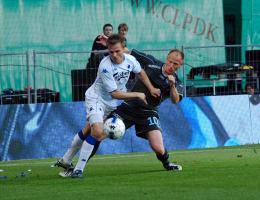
[{"xmin": 0, "ymin": 145, "xmax": 260, "ymax": 200}]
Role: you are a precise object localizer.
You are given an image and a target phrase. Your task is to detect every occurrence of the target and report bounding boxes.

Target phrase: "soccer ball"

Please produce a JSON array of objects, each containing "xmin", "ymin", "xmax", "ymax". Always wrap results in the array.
[{"xmin": 103, "ymin": 117, "xmax": 125, "ymax": 140}]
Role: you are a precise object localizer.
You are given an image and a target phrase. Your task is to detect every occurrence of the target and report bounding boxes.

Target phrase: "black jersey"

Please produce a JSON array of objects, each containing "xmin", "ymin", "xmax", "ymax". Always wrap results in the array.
[{"xmin": 126, "ymin": 49, "xmax": 183, "ymax": 109}]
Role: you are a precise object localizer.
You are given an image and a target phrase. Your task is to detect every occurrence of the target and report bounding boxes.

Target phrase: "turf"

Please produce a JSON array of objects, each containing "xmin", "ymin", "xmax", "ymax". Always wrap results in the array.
[{"xmin": 0, "ymin": 145, "xmax": 260, "ymax": 200}]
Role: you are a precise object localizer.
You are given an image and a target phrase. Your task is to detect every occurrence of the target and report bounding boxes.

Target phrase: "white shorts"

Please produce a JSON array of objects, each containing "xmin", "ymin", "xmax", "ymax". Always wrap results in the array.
[{"xmin": 85, "ymin": 97, "xmax": 116, "ymax": 125}]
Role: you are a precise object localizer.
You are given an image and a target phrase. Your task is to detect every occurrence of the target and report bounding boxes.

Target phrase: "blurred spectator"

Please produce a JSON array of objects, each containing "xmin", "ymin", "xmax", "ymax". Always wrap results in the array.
[
  {"xmin": 245, "ymin": 83, "xmax": 260, "ymax": 105},
  {"xmin": 245, "ymin": 83, "xmax": 255, "ymax": 95},
  {"xmin": 91, "ymin": 23, "xmax": 113, "ymax": 53},
  {"xmin": 118, "ymin": 23, "xmax": 128, "ymax": 47}
]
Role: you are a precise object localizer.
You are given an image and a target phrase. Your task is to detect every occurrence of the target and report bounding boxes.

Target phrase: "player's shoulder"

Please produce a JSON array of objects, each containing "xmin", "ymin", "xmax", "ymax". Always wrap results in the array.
[
  {"xmin": 124, "ymin": 53, "xmax": 138, "ymax": 64},
  {"xmin": 146, "ymin": 60, "xmax": 164, "ymax": 72},
  {"xmin": 99, "ymin": 55, "xmax": 111, "ymax": 67},
  {"xmin": 98, "ymin": 56, "xmax": 112, "ymax": 72}
]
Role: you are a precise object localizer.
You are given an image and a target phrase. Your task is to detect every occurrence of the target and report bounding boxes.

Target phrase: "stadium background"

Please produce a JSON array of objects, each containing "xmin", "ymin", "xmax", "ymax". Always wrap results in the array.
[{"xmin": 0, "ymin": 0, "xmax": 260, "ymax": 161}]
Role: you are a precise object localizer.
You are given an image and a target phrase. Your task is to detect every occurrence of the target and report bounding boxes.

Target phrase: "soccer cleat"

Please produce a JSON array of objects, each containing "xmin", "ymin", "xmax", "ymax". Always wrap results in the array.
[
  {"xmin": 54, "ymin": 159, "xmax": 73, "ymax": 170},
  {"xmin": 59, "ymin": 168, "xmax": 74, "ymax": 178},
  {"xmin": 163, "ymin": 162, "xmax": 182, "ymax": 171},
  {"xmin": 71, "ymin": 169, "xmax": 83, "ymax": 178}
]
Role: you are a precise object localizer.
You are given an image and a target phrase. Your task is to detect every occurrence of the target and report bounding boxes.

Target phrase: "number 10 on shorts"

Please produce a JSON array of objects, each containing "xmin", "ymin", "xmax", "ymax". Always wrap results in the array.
[{"xmin": 147, "ymin": 117, "xmax": 161, "ymax": 128}]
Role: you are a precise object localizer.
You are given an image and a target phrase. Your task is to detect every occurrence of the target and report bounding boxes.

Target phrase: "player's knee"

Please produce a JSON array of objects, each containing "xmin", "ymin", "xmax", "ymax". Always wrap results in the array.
[
  {"xmin": 91, "ymin": 124, "xmax": 104, "ymax": 141},
  {"xmin": 82, "ymin": 124, "xmax": 91, "ymax": 136},
  {"xmin": 91, "ymin": 131, "xmax": 103, "ymax": 141}
]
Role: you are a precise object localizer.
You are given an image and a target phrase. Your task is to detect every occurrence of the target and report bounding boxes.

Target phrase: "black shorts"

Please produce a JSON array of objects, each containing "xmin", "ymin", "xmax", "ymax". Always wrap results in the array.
[{"xmin": 109, "ymin": 102, "xmax": 161, "ymax": 139}]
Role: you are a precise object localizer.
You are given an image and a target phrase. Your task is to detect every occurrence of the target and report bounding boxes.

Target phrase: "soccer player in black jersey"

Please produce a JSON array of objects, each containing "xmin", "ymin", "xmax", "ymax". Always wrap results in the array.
[
  {"xmin": 108, "ymin": 48, "xmax": 184, "ymax": 171},
  {"xmin": 56, "ymin": 48, "xmax": 184, "ymax": 177}
]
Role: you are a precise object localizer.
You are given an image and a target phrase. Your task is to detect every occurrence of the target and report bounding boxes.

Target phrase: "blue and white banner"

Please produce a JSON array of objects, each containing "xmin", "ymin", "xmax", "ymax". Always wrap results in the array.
[{"xmin": 0, "ymin": 95, "xmax": 260, "ymax": 161}]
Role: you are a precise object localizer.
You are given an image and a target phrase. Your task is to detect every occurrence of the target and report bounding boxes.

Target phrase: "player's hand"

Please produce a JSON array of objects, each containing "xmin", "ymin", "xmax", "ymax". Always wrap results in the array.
[
  {"xmin": 137, "ymin": 92, "xmax": 147, "ymax": 104},
  {"xmin": 150, "ymin": 87, "xmax": 161, "ymax": 98},
  {"xmin": 167, "ymin": 75, "xmax": 176, "ymax": 87},
  {"xmin": 96, "ymin": 34, "xmax": 108, "ymax": 46}
]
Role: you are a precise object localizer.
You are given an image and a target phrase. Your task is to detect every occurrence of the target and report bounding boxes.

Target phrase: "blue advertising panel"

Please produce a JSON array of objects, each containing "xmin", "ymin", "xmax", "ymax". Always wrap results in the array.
[{"xmin": 0, "ymin": 95, "xmax": 260, "ymax": 161}]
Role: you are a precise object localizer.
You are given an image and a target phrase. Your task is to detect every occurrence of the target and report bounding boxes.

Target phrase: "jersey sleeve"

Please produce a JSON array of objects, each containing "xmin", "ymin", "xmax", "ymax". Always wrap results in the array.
[
  {"xmin": 131, "ymin": 49, "xmax": 159, "ymax": 66},
  {"xmin": 99, "ymin": 65, "xmax": 117, "ymax": 93},
  {"xmin": 131, "ymin": 57, "xmax": 142, "ymax": 74}
]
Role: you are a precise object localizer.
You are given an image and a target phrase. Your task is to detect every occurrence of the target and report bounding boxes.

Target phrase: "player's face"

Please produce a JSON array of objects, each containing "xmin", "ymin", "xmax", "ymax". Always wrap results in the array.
[
  {"xmin": 103, "ymin": 26, "xmax": 113, "ymax": 37},
  {"xmin": 108, "ymin": 42, "xmax": 124, "ymax": 64},
  {"xmin": 164, "ymin": 52, "xmax": 183, "ymax": 75}
]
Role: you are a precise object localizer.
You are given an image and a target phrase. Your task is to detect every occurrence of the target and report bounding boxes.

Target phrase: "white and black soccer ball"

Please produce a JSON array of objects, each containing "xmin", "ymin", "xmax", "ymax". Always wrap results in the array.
[{"xmin": 103, "ymin": 117, "xmax": 125, "ymax": 140}]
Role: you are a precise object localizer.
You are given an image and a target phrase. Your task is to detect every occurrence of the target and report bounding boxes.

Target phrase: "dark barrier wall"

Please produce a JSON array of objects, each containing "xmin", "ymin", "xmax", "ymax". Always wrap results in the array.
[{"xmin": 0, "ymin": 95, "xmax": 260, "ymax": 161}]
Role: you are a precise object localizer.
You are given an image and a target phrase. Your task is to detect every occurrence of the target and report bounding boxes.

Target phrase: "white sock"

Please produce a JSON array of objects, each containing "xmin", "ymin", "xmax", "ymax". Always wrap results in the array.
[
  {"xmin": 74, "ymin": 140, "xmax": 94, "ymax": 172},
  {"xmin": 62, "ymin": 133, "xmax": 84, "ymax": 164}
]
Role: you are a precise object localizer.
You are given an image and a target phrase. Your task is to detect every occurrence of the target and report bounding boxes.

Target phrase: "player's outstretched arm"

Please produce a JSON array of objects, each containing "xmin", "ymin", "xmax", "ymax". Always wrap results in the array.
[
  {"xmin": 137, "ymin": 69, "xmax": 161, "ymax": 98},
  {"xmin": 111, "ymin": 90, "xmax": 147, "ymax": 104}
]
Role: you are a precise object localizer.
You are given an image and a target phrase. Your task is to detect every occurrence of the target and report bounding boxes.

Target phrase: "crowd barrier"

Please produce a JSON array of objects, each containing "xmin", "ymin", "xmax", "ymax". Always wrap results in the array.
[{"xmin": 1, "ymin": 45, "xmax": 260, "ymax": 104}]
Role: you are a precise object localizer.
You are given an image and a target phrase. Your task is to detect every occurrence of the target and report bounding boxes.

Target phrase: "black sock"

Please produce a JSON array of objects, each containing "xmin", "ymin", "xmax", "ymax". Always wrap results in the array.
[{"xmin": 156, "ymin": 149, "xmax": 170, "ymax": 166}]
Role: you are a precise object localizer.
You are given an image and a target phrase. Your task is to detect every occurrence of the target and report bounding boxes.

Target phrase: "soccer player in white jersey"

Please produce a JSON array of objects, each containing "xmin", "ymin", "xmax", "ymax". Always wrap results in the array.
[{"xmin": 55, "ymin": 34, "xmax": 160, "ymax": 178}]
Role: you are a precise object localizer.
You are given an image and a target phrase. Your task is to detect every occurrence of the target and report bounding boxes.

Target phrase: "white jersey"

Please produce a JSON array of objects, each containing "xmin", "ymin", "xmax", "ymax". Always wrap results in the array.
[{"xmin": 85, "ymin": 53, "xmax": 142, "ymax": 107}]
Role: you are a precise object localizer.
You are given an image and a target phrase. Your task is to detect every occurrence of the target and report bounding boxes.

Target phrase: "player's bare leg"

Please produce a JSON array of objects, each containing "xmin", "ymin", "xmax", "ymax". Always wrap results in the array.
[
  {"xmin": 146, "ymin": 130, "xmax": 182, "ymax": 171},
  {"xmin": 82, "ymin": 123, "xmax": 91, "ymax": 135},
  {"xmin": 71, "ymin": 122, "xmax": 105, "ymax": 178},
  {"xmin": 55, "ymin": 123, "xmax": 91, "ymax": 170}
]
